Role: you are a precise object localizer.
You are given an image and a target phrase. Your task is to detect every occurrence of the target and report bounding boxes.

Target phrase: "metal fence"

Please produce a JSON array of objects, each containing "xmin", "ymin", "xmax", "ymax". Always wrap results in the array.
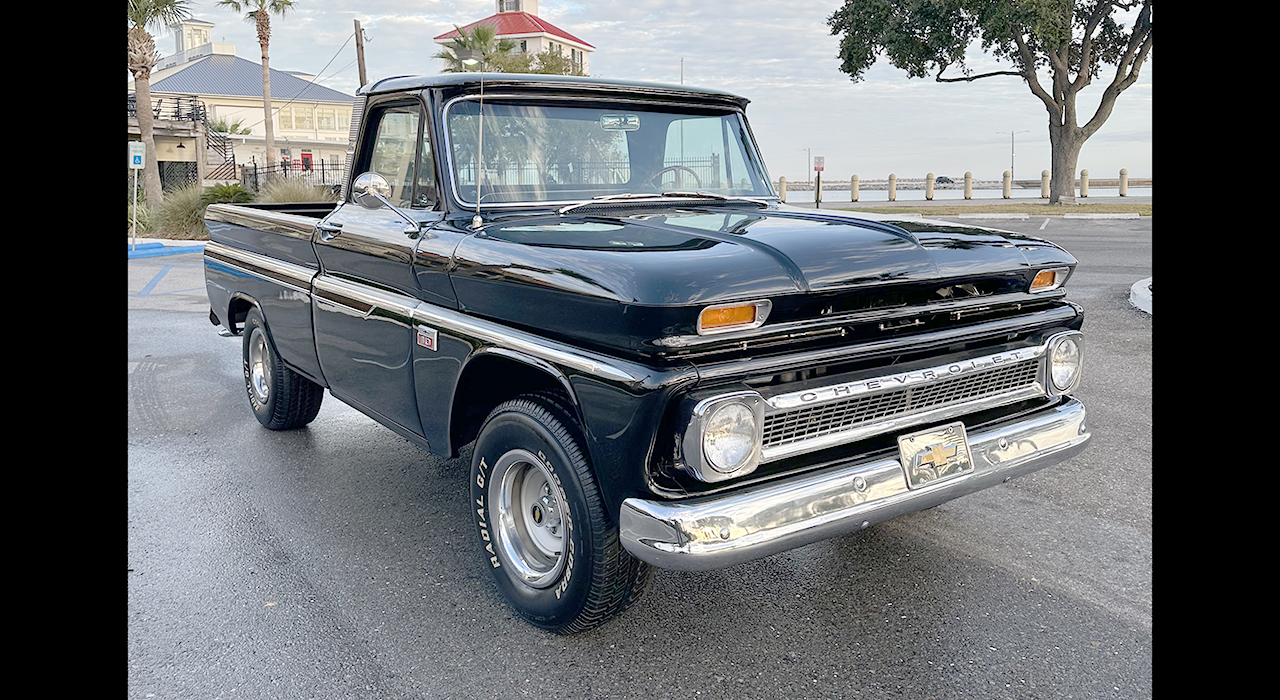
[{"xmin": 241, "ymin": 160, "xmax": 345, "ymax": 192}]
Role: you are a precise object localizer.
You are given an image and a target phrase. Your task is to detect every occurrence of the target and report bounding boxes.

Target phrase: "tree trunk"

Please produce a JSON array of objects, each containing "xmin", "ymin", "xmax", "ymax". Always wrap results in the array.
[
  {"xmin": 1048, "ymin": 122, "xmax": 1082, "ymax": 205},
  {"xmin": 133, "ymin": 75, "xmax": 166, "ymax": 207},
  {"xmin": 257, "ymin": 11, "xmax": 276, "ymax": 170},
  {"xmin": 261, "ymin": 44, "xmax": 276, "ymax": 169}
]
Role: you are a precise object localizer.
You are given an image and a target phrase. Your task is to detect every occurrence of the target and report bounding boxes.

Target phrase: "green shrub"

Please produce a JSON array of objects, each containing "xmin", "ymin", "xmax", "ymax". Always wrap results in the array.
[
  {"xmin": 259, "ymin": 175, "xmax": 339, "ymax": 204},
  {"xmin": 128, "ymin": 201, "xmax": 153, "ymax": 235},
  {"xmin": 150, "ymin": 184, "xmax": 210, "ymax": 239},
  {"xmin": 202, "ymin": 182, "xmax": 255, "ymax": 205}
]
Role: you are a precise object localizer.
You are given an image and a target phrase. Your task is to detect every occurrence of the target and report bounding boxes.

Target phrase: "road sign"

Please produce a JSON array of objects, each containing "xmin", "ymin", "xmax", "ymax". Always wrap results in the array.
[
  {"xmin": 129, "ymin": 141, "xmax": 145, "ymax": 169},
  {"xmin": 813, "ymin": 156, "xmax": 824, "ymax": 172}
]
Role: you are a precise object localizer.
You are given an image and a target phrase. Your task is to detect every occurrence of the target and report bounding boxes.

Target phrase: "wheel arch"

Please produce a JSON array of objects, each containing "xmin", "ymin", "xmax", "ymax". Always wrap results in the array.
[
  {"xmin": 226, "ymin": 292, "xmax": 259, "ymax": 335},
  {"xmin": 449, "ymin": 348, "xmax": 588, "ymax": 459}
]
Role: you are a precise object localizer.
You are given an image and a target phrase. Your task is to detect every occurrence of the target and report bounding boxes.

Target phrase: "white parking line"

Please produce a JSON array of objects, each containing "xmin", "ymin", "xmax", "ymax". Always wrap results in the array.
[{"xmin": 1040, "ymin": 218, "xmax": 1050, "ymax": 230}]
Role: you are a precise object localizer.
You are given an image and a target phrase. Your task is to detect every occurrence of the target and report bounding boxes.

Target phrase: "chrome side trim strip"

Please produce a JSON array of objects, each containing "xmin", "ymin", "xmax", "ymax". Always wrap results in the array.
[
  {"xmin": 621, "ymin": 398, "xmax": 1089, "ymax": 571},
  {"xmin": 409, "ymin": 302, "xmax": 643, "ymax": 383},
  {"xmin": 204, "ymin": 241, "xmax": 315, "ymax": 294},
  {"xmin": 311, "ymin": 274, "xmax": 644, "ymax": 384}
]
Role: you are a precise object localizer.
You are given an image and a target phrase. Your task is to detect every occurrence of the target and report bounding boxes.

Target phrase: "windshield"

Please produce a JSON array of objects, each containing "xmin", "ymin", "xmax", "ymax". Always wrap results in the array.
[{"xmin": 445, "ymin": 99, "xmax": 775, "ymax": 206}]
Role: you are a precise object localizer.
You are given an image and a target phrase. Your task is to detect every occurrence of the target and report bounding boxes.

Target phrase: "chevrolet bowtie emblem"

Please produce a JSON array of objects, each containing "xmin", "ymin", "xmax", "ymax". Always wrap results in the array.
[{"xmin": 921, "ymin": 443, "xmax": 958, "ymax": 469}]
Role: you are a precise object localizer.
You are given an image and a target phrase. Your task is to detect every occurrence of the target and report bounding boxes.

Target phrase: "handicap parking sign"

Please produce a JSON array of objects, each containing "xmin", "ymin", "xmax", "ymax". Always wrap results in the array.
[{"xmin": 129, "ymin": 142, "xmax": 145, "ymax": 169}]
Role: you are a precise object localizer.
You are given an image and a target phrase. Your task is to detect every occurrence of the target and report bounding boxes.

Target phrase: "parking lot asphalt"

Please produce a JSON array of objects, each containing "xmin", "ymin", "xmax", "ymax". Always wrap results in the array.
[{"xmin": 128, "ymin": 216, "xmax": 1152, "ymax": 699}]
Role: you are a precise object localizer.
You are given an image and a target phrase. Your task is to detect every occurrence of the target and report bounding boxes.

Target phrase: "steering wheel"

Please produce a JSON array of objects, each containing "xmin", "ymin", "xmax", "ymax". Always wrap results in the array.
[{"xmin": 644, "ymin": 165, "xmax": 702, "ymax": 190}]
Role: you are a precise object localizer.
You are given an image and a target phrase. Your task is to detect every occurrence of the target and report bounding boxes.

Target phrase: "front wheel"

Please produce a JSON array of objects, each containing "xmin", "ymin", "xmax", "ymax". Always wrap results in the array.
[{"xmin": 470, "ymin": 396, "xmax": 651, "ymax": 634}]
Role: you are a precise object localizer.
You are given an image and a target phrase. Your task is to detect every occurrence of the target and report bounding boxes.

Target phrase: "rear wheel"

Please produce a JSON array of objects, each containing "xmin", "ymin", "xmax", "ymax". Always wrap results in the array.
[
  {"xmin": 470, "ymin": 395, "xmax": 651, "ymax": 634},
  {"xmin": 242, "ymin": 307, "xmax": 324, "ymax": 430}
]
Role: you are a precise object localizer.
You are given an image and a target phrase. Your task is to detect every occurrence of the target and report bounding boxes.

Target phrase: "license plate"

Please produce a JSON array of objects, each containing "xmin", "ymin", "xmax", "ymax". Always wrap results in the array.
[{"xmin": 897, "ymin": 422, "xmax": 973, "ymax": 489}]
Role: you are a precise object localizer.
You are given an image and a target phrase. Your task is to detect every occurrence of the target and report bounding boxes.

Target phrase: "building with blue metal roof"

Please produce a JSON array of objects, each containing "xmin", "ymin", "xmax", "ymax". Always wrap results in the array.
[{"xmin": 128, "ymin": 18, "xmax": 356, "ymax": 189}]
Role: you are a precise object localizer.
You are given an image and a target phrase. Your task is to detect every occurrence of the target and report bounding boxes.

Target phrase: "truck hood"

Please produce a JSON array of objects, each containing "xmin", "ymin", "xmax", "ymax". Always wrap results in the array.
[{"xmin": 446, "ymin": 203, "xmax": 1075, "ymax": 352}]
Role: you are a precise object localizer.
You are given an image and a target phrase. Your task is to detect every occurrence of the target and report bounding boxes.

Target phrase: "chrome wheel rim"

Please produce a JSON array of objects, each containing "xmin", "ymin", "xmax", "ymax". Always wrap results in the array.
[
  {"xmin": 490, "ymin": 449, "xmax": 567, "ymax": 588},
  {"xmin": 248, "ymin": 327, "xmax": 272, "ymax": 404}
]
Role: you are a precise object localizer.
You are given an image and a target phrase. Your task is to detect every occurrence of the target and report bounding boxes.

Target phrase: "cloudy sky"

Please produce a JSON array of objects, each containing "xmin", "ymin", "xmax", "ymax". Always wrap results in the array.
[{"xmin": 162, "ymin": 0, "xmax": 1152, "ymax": 182}]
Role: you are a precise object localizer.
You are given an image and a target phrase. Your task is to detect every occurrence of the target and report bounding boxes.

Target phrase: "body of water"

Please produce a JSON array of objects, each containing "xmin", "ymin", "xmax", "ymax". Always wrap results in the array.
[{"xmin": 781, "ymin": 187, "xmax": 1152, "ymax": 203}]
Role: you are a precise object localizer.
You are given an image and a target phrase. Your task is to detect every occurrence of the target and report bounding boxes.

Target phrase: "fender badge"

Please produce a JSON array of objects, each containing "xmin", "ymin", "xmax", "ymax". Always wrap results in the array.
[{"xmin": 416, "ymin": 325, "xmax": 438, "ymax": 351}]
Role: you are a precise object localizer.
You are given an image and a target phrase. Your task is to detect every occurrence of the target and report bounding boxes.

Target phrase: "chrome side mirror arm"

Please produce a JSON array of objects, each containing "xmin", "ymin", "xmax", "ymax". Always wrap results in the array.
[{"xmin": 351, "ymin": 171, "xmax": 425, "ymax": 238}]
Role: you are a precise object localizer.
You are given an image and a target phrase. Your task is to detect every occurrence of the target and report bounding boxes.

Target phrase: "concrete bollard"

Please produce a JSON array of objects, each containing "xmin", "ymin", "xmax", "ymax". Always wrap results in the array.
[
  {"xmin": 1119, "ymin": 168, "xmax": 1128, "ymax": 197},
  {"xmin": 779, "ymin": 176, "xmax": 786, "ymax": 203},
  {"xmin": 851, "ymin": 175, "xmax": 859, "ymax": 202},
  {"xmin": 1080, "ymin": 169, "xmax": 1089, "ymax": 198},
  {"xmin": 964, "ymin": 172, "xmax": 973, "ymax": 199},
  {"xmin": 1003, "ymin": 171, "xmax": 1011, "ymax": 199},
  {"xmin": 888, "ymin": 174, "xmax": 897, "ymax": 201},
  {"xmin": 1041, "ymin": 170, "xmax": 1050, "ymax": 199},
  {"xmin": 926, "ymin": 173, "xmax": 934, "ymax": 200}
]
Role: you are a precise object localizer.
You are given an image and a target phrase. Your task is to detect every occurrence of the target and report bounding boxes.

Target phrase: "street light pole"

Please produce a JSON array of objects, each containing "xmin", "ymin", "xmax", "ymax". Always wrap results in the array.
[{"xmin": 997, "ymin": 130, "xmax": 1029, "ymax": 181}]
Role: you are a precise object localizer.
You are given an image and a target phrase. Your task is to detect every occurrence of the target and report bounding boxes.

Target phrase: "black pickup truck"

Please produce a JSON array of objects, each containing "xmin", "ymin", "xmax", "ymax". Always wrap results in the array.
[{"xmin": 204, "ymin": 73, "xmax": 1090, "ymax": 634}]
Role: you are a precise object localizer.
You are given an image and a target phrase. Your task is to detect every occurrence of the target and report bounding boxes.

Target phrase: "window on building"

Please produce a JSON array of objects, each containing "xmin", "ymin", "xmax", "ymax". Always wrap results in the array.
[
  {"xmin": 279, "ymin": 109, "xmax": 292, "ymax": 130},
  {"xmin": 339, "ymin": 110, "xmax": 350, "ymax": 132},
  {"xmin": 500, "ymin": 0, "xmax": 522, "ymax": 12},
  {"xmin": 317, "ymin": 108, "xmax": 336, "ymax": 131},
  {"xmin": 293, "ymin": 107, "xmax": 313, "ymax": 130},
  {"xmin": 519, "ymin": 40, "xmax": 527, "ymax": 53}
]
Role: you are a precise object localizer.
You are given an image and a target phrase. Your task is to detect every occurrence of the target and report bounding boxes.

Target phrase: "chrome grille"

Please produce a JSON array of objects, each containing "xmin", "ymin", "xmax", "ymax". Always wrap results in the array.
[{"xmin": 763, "ymin": 359, "xmax": 1041, "ymax": 450}]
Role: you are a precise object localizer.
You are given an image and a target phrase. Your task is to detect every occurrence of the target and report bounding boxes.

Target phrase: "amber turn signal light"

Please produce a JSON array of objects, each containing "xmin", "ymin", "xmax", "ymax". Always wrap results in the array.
[
  {"xmin": 696, "ymin": 300, "xmax": 773, "ymax": 335},
  {"xmin": 1030, "ymin": 267, "xmax": 1068, "ymax": 293},
  {"xmin": 701, "ymin": 305, "xmax": 756, "ymax": 329}
]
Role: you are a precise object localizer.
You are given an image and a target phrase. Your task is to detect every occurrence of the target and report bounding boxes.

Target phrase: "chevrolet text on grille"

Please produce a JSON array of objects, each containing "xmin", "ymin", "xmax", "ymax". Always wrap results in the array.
[{"xmin": 767, "ymin": 346, "xmax": 1044, "ymax": 410}]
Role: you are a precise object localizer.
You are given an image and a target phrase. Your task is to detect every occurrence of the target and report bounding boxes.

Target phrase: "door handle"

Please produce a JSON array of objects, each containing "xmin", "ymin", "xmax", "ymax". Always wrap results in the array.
[{"xmin": 316, "ymin": 221, "xmax": 343, "ymax": 241}]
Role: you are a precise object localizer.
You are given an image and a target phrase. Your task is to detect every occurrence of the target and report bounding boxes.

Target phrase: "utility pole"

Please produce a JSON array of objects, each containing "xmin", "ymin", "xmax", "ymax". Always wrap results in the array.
[
  {"xmin": 354, "ymin": 19, "xmax": 368, "ymax": 88},
  {"xmin": 997, "ymin": 130, "xmax": 1029, "ymax": 181}
]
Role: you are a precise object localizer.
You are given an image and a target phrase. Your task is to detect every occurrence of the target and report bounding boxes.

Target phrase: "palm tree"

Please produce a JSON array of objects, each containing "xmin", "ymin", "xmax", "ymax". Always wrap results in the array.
[
  {"xmin": 434, "ymin": 25, "xmax": 517, "ymax": 73},
  {"xmin": 128, "ymin": 0, "xmax": 192, "ymax": 207},
  {"xmin": 218, "ymin": 0, "xmax": 294, "ymax": 170}
]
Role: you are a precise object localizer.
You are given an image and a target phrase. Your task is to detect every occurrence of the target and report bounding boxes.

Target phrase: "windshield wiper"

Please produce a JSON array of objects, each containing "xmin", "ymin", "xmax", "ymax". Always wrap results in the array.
[{"xmin": 557, "ymin": 191, "xmax": 765, "ymax": 214}]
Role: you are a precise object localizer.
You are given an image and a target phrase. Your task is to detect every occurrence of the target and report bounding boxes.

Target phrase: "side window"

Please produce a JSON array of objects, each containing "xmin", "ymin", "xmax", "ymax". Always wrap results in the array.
[
  {"xmin": 413, "ymin": 126, "xmax": 438, "ymax": 209},
  {"xmin": 365, "ymin": 105, "xmax": 421, "ymax": 207}
]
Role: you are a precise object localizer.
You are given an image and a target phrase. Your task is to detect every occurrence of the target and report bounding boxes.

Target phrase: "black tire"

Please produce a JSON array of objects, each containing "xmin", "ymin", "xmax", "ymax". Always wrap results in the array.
[
  {"xmin": 470, "ymin": 395, "xmax": 651, "ymax": 634},
  {"xmin": 242, "ymin": 306, "xmax": 324, "ymax": 430}
]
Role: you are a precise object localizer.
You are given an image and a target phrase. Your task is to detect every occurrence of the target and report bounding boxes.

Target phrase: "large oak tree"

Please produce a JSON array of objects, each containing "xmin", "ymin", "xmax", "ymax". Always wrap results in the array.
[{"xmin": 827, "ymin": 0, "xmax": 1152, "ymax": 203}]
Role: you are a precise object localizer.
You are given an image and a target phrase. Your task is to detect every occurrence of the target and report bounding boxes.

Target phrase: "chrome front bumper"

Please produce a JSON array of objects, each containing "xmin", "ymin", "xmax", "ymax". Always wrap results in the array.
[{"xmin": 620, "ymin": 398, "xmax": 1090, "ymax": 571}]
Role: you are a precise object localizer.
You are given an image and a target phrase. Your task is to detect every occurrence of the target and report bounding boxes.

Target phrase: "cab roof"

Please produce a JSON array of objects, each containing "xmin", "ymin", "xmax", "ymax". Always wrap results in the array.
[{"xmin": 357, "ymin": 73, "xmax": 750, "ymax": 108}]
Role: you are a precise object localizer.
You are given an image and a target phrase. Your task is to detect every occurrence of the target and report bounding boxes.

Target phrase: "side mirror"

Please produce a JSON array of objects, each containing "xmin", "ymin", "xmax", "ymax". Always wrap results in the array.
[{"xmin": 352, "ymin": 172, "xmax": 392, "ymax": 209}]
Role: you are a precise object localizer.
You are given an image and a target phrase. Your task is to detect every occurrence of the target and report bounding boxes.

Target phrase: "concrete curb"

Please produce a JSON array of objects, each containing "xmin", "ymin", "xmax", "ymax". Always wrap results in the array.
[
  {"xmin": 956, "ymin": 213, "xmax": 1029, "ymax": 220},
  {"xmin": 129, "ymin": 240, "xmax": 206, "ymax": 259},
  {"xmin": 1063, "ymin": 212, "xmax": 1141, "ymax": 219},
  {"xmin": 1129, "ymin": 277, "xmax": 1152, "ymax": 314}
]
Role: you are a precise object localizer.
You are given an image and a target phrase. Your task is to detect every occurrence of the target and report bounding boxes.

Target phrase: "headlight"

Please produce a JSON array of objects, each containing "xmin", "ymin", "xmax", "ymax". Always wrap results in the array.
[
  {"xmin": 703, "ymin": 402, "xmax": 757, "ymax": 473},
  {"xmin": 1047, "ymin": 332, "xmax": 1083, "ymax": 394},
  {"xmin": 679, "ymin": 391, "xmax": 764, "ymax": 483}
]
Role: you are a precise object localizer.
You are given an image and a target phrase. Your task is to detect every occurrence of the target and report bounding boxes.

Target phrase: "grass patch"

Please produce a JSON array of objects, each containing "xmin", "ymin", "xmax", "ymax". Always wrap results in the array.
[
  {"xmin": 835, "ymin": 202, "xmax": 1152, "ymax": 217},
  {"xmin": 150, "ymin": 184, "xmax": 210, "ymax": 239},
  {"xmin": 259, "ymin": 175, "xmax": 339, "ymax": 204}
]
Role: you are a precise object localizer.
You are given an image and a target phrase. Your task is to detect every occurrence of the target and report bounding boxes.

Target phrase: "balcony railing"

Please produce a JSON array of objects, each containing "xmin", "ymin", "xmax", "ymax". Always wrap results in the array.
[{"xmin": 127, "ymin": 94, "xmax": 207, "ymax": 122}]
